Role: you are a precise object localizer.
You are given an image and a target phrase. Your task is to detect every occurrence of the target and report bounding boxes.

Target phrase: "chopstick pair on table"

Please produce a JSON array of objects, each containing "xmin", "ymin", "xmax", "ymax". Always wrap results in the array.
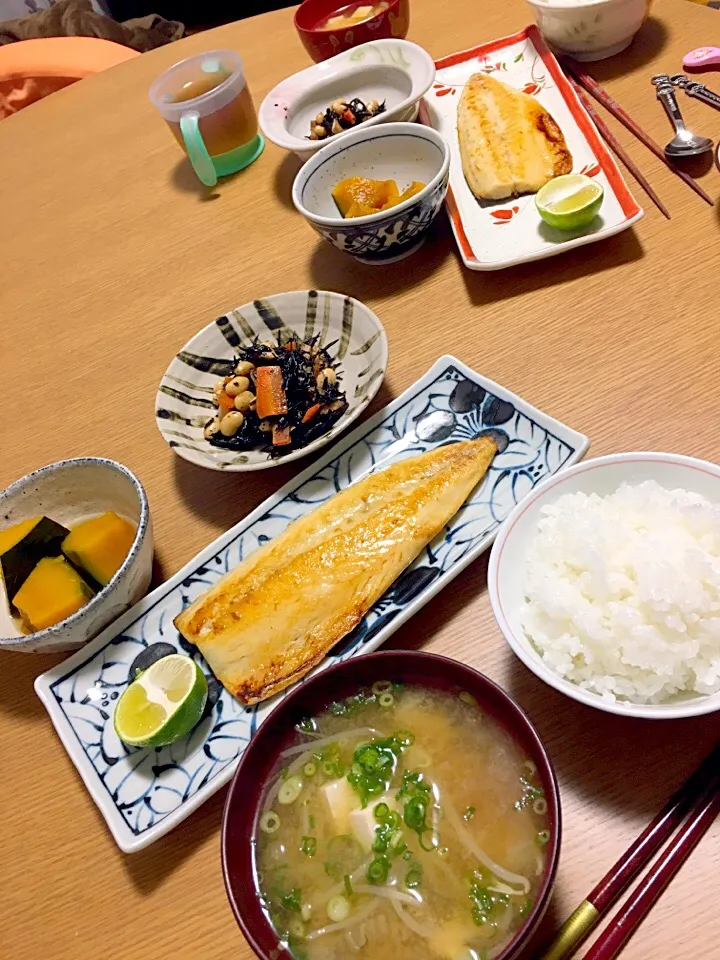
[
  {"xmin": 562, "ymin": 57, "xmax": 715, "ymax": 219},
  {"xmin": 539, "ymin": 742, "xmax": 720, "ymax": 960}
]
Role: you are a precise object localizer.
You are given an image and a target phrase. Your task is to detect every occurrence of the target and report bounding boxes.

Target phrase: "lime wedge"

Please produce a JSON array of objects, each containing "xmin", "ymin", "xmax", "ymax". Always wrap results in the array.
[
  {"xmin": 114, "ymin": 653, "xmax": 208, "ymax": 748},
  {"xmin": 535, "ymin": 174, "xmax": 604, "ymax": 230}
]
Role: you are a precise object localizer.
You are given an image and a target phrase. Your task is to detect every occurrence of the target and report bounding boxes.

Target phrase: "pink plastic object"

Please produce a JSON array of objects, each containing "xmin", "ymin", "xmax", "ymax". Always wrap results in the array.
[{"xmin": 683, "ymin": 46, "xmax": 720, "ymax": 71}]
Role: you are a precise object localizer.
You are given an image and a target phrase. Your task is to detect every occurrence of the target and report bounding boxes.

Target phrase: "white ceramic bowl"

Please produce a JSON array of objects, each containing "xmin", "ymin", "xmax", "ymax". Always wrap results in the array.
[
  {"xmin": 489, "ymin": 452, "xmax": 720, "ymax": 720},
  {"xmin": 259, "ymin": 39, "xmax": 435, "ymax": 161},
  {"xmin": 293, "ymin": 122, "xmax": 450, "ymax": 264},
  {"xmin": 155, "ymin": 290, "xmax": 388, "ymax": 471},
  {"xmin": 0, "ymin": 458, "xmax": 153, "ymax": 653},
  {"xmin": 526, "ymin": 0, "xmax": 648, "ymax": 61}
]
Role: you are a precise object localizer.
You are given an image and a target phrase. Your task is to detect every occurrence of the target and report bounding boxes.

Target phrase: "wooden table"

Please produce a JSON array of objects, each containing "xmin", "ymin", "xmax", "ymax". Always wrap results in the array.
[{"xmin": 1, "ymin": 0, "xmax": 718, "ymax": 957}]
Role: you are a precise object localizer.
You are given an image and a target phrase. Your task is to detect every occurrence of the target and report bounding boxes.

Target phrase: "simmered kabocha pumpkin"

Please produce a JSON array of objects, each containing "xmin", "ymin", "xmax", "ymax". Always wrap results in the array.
[
  {"xmin": 332, "ymin": 177, "xmax": 427, "ymax": 219},
  {"xmin": 13, "ymin": 555, "xmax": 94, "ymax": 632},
  {"xmin": 0, "ymin": 515, "xmax": 69, "ymax": 606},
  {"xmin": 62, "ymin": 511, "xmax": 136, "ymax": 587}
]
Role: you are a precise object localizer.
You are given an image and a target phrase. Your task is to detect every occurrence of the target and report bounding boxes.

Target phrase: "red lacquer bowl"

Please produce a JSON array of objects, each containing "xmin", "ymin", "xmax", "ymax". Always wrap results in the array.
[
  {"xmin": 221, "ymin": 650, "xmax": 562, "ymax": 960},
  {"xmin": 294, "ymin": 0, "xmax": 410, "ymax": 63}
]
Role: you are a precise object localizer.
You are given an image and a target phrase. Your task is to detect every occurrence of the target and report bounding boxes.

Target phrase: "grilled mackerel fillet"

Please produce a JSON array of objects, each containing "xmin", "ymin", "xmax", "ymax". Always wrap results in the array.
[
  {"xmin": 458, "ymin": 74, "xmax": 572, "ymax": 200},
  {"xmin": 174, "ymin": 438, "xmax": 497, "ymax": 702}
]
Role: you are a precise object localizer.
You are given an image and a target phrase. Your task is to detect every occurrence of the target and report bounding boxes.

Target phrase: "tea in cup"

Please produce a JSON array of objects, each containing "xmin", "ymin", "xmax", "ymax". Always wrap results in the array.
[{"xmin": 149, "ymin": 50, "xmax": 263, "ymax": 186}]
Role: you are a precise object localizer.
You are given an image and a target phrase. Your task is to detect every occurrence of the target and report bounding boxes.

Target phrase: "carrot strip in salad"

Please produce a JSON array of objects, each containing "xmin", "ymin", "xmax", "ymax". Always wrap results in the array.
[
  {"xmin": 272, "ymin": 424, "xmax": 292, "ymax": 446},
  {"xmin": 256, "ymin": 366, "xmax": 288, "ymax": 418},
  {"xmin": 302, "ymin": 403, "xmax": 321, "ymax": 424}
]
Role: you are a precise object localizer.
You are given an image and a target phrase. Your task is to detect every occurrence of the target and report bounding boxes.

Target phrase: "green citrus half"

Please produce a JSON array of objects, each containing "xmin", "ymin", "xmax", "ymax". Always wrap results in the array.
[
  {"xmin": 535, "ymin": 174, "xmax": 604, "ymax": 231},
  {"xmin": 113, "ymin": 653, "xmax": 208, "ymax": 748}
]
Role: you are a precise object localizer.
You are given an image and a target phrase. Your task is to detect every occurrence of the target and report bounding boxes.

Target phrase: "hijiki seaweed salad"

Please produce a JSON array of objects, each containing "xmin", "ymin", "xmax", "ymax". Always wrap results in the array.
[
  {"xmin": 308, "ymin": 98, "xmax": 386, "ymax": 141},
  {"xmin": 205, "ymin": 336, "xmax": 348, "ymax": 455}
]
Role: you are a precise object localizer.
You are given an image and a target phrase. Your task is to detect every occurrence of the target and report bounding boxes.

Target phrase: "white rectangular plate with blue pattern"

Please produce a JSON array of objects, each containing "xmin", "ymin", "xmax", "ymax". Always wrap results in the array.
[{"xmin": 35, "ymin": 356, "xmax": 589, "ymax": 852}]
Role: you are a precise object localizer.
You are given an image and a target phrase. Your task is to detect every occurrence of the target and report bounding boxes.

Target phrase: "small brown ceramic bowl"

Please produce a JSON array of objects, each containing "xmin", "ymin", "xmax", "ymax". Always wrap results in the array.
[
  {"xmin": 294, "ymin": 0, "xmax": 410, "ymax": 63},
  {"xmin": 221, "ymin": 650, "xmax": 561, "ymax": 960}
]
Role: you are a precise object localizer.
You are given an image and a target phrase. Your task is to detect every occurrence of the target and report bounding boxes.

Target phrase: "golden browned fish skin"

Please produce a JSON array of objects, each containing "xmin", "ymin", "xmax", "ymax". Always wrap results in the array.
[
  {"xmin": 458, "ymin": 74, "xmax": 573, "ymax": 200},
  {"xmin": 174, "ymin": 438, "xmax": 497, "ymax": 702}
]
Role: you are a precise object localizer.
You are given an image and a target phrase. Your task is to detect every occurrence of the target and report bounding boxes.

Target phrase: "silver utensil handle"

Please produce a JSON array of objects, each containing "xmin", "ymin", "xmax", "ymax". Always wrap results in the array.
[
  {"xmin": 652, "ymin": 74, "xmax": 686, "ymax": 130},
  {"xmin": 685, "ymin": 82, "xmax": 720, "ymax": 112}
]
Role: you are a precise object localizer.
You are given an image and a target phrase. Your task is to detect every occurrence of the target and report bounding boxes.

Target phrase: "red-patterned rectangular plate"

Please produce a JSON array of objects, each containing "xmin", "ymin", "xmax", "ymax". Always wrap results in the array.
[{"xmin": 419, "ymin": 25, "xmax": 643, "ymax": 271}]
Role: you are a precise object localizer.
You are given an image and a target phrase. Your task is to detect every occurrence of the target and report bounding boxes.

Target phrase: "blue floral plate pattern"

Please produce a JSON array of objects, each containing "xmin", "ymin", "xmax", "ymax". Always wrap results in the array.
[{"xmin": 35, "ymin": 356, "xmax": 589, "ymax": 852}]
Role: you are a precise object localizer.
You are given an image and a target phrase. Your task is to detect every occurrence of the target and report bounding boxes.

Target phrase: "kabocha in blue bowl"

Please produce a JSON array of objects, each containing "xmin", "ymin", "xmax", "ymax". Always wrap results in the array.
[{"xmin": 293, "ymin": 122, "xmax": 450, "ymax": 264}]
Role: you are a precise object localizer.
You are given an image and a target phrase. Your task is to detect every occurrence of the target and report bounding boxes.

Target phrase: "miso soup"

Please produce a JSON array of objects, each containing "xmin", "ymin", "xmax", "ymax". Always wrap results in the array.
[{"xmin": 254, "ymin": 683, "xmax": 551, "ymax": 960}]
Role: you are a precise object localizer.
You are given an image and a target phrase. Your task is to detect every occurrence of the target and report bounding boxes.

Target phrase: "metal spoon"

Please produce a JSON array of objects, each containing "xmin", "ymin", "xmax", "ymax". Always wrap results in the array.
[{"xmin": 651, "ymin": 74, "xmax": 714, "ymax": 158}]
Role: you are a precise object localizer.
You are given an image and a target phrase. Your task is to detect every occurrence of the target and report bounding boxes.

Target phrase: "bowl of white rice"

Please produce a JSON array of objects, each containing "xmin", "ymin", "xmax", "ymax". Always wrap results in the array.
[{"xmin": 488, "ymin": 452, "xmax": 720, "ymax": 719}]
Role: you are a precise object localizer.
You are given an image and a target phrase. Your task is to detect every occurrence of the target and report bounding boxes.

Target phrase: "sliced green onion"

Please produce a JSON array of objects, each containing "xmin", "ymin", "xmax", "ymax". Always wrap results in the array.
[
  {"xmin": 402, "ymin": 850, "xmax": 413, "ymax": 861},
  {"xmin": 281, "ymin": 888, "xmax": 302, "ymax": 914},
  {"xmin": 303, "ymin": 761, "xmax": 318, "ymax": 777},
  {"xmin": 278, "ymin": 776, "xmax": 303, "ymax": 805},
  {"xmin": 385, "ymin": 810, "xmax": 401, "ymax": 829},
  {"xmin": 394, "ymin": 729, "xmax": 415, "ymax": 746},
  {"xmin": 374, "ymin": 802, "xmax": 390, "ymax": 822},
  {"xmin": 343, "ymin": 874, "xmax": 353, "ymax": 898},
  {"xmin": 287, "ymin": 917, "xmax": 304, "ymax": 938},
  {"xmin": 327, "ymin": 895, "xmax": 350, "ymax": 922},
  {"xmin": 329, "ymin": 700, "xmax": 347, "ymax": 716},
  {"xmin": 404, "ymin": 798, "xmax": 427, "ymax": 832},
  {"xmin": 533, "ymin": 797, "xmax": 548, "ymax": 816},
  {"xmin": 300, "ymin": 836, "xmax": 317, "ymax": 857},
  {"xmin": 301, "ymin": 903, "xmax": 312, "ymax": 922},
  {"xmin": 536, "ymin": 829, "xmax": 551, "ymax": 846},
  {"xmin": 519, "ymin": 898, "xmax": 534, "ymax": 919},
  {"xmin": 259, "ymin": 811, "xmax": 280, "ymax": 834},
  {"xmin": 322, "ymin": 760, "xmax": 337, "ymax": 777},
  {"xmin": 297, "ymin": 717, "xmax": 317, "ymax": 734},
  {"xmin": 309, "ymin": 814, "xmax": 315, "ymax": 830},
  {"xmin": 459, "ymin": 691, "xmax": 477, "ymax": 707},
  {"xmin": 464, "ymin": 806, "xmax": 476, "ymax": 821},
  {"xmin": 378, "ymin": 692, "xmax": 394, "ymax": 708},
  {"xmin": 372, "ymin": 681, "xmax": 393, "ymax": 695},
  {"xmin": 389, "ymin": 829, "xmax": 405, "ymax": 851},
  {"xmin": 405, "ymin": 863, "xmax": 423, "ymax": 889},
  {"xmin": 367, "ymin": 856, "xmax": 390, "ymax": 885}
]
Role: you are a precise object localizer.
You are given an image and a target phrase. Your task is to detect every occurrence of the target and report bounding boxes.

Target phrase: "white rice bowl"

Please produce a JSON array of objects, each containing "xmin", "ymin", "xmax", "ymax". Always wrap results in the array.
[{"xmin": 520, "ymin": 480, "xmax": 720, "ymax": 705}]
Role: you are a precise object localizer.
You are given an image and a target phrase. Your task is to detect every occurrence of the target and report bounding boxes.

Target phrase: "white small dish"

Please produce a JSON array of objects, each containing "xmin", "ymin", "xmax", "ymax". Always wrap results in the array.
[
  {"xmin": 0, "ymin": 459, "xmax": 152, "ymax": 653},
  {"xmin": 259, "ymin": 39, "xmax": 435, "ymax": 161},
  {"xmin": 419, "ymin": 24, "xmax": 643, "ymax": 270},
  {"xmin": 293, "ymin": 122, "xmax": 450, "ymax": 264},
  {"xmin": 526, "ymin": 0, "xmax": 648, "ymax": 62},
  {"xmin": 489, "ymin": 452, "xmax": 720, "ymax": 720},
  {"xmin": 155, "ymin": 290, "xmax": 388, "ymax": 471}
]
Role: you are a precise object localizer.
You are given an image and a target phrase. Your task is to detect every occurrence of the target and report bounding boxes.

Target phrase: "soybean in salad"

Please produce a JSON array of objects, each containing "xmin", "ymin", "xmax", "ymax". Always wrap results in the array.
[
  {"xmin": 205, "ymin": 335, "xmax": 348, "ymax": 454},
  {"xmin": 254, "ymin": 683, "xmax": 551, "ymax": 960}
]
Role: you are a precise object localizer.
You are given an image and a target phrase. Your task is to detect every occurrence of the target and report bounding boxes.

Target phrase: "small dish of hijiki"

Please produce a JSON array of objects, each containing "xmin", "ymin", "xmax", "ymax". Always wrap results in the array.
[{"xmin": 155, "ymin": 290, "xmax": 388, "ymax": 472}]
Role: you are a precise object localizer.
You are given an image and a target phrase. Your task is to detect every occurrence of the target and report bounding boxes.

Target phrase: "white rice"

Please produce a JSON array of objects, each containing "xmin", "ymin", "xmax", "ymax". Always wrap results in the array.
[{"xmin": 520, "ymin": 480, "xmax": 720, "ymax": 704}]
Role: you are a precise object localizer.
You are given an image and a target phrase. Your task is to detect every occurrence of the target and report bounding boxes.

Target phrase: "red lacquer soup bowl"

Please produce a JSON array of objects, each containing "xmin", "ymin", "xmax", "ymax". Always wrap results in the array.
[
  {"xmin": 294, "ymin": 0, "xmax": 410, "ymax": 63},
  {"xmin": 221, "ymin": 650, "xmax": 561, "ymax": 960}
]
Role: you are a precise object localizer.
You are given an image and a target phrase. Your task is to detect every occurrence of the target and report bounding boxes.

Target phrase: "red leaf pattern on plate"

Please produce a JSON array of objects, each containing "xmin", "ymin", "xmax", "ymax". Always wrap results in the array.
[
  {"xmin": 490, "ymin": 206, "xmax": 520, "ymax": 225},
  {"xmin": 579, "ymin": 163, "xmax": 601, "ymax": 178},
  {"xmin": 523, "ymin": 82, "xmax": 541, "ymax": 95},
  {"xmin": 434, "ymin": 83, "xmax": 456, "ymax": 97}
]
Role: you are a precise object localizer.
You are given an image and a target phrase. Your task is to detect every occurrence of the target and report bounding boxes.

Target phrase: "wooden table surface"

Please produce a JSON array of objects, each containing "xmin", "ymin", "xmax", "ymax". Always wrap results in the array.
[{"xmin": 1, "ymin": 0, "xmax": 719, "ymax": 957}]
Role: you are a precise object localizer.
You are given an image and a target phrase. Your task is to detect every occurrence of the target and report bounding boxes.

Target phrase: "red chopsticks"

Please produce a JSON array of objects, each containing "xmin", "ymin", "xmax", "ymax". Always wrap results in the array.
[
  {"xmin": 563, "ymin": 57, "xmax": 714, "ymax": 208},
  {"xmin": 565, "ymin": 74, "xmax": 670, "ymax": 219},
  {"xmin": 584, "ymin": 778, "xmax": 720, "ymax": 960},
  {"xmin": 538, "ymin": 743, "xmax": 720, "ymax": 960}
]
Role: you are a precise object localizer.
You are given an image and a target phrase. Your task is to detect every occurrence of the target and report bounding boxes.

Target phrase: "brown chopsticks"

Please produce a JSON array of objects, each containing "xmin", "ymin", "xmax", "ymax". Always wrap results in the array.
[
  {"xmin": 538, "ymin": 742, "xmax": 720, "ymax": 960},
  {"xmin": 566, "ymin": 74, "xmax": 670, "ymax": 219},
  {"xmin": 563, "ymin": 57, "xmax": 715, "ymax": 208}
]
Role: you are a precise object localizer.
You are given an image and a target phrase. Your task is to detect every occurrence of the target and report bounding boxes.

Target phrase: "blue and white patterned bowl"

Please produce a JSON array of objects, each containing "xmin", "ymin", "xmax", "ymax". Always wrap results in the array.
[
  {"xmin": 1, "ymin": 458, "xmax": 152, "ymax": 653},
  {"xmin": 36, "ymin": 357, "xmax": 588, "ymax": 851},
  {"xmin": 292, "ymin": 122, "xmax": 450, "ymax": 264}
]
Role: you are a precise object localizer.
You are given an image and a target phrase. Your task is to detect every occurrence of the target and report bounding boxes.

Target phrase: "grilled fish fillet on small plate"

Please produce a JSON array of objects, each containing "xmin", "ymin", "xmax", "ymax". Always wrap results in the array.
[
  {"xmin": 175, "ymin": 438, "xmax": 497, "ymax": 703},
  {"xmin": 458, "ymin": 74, "xmax": 572, "ymax": 200}
]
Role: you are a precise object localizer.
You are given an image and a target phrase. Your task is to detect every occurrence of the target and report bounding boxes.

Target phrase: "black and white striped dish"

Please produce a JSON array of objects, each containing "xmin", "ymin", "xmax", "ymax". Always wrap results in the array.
[{"xmin": 155, "ymin": 290, "xmax": 388, "ymax": 471}]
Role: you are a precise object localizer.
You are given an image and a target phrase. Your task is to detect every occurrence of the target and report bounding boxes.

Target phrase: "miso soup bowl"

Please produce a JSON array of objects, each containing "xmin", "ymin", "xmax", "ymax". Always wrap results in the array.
[
  {"xmin": 222, "ymin": 650, "xmax": 561, "ymax": 960},
  {"xmin": 294, "ymin": 0, "xmax": 410, "ymax": 64}
]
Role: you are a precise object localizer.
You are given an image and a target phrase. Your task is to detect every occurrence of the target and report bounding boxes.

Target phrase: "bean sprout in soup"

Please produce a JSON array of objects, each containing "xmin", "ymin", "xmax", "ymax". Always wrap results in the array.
[{"xmin": 254, "ymin": 683, "xmax": 551, "ymax": 960}]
